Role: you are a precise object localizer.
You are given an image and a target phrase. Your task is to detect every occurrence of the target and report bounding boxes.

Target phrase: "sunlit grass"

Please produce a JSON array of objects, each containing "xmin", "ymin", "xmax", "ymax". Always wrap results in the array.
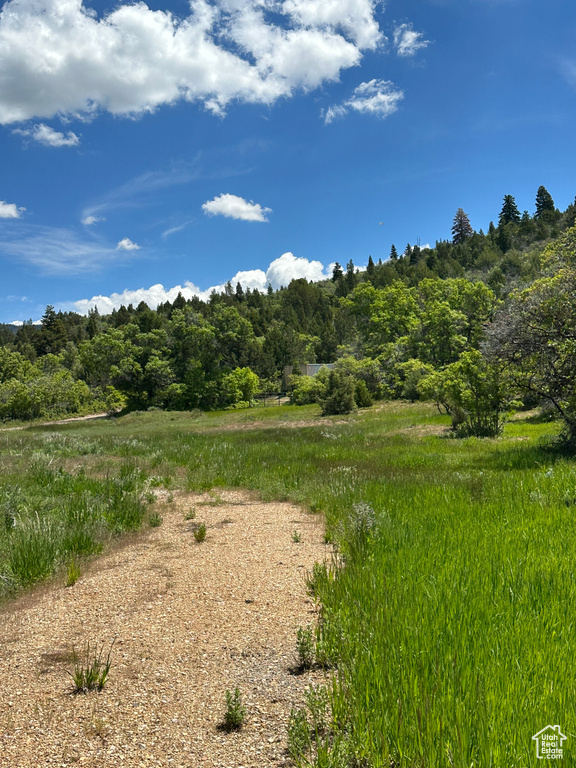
[{"xmin": 0, "ymin": 402, "xmax": 571, "ymax": 765}]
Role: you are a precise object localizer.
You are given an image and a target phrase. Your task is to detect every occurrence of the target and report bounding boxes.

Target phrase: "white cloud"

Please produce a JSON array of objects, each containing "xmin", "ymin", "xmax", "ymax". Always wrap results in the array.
[
  {"xmin": 68, "ymin": 251, "xmax": 334, "ymax": 314},
  {"xmin": 117, "ymin": 237, "xmax": 141, "ymax": 251},
  {"xmin": 324, "ymin": 79, "xmax": 403, "ymax": 123},
  {"xmin": 202, "ymin": 193, "xmax": 271, "ymax": 222},
  {"xmin": 393, "ymin": 23, "xmax": 429, "ymax": 57},
  {"xmin": 0, "ymin": 0, "xmax": 384, "ymax": 125},
  {"xmin": 82, "ymin": 215, "xmax": 104, "ymax": 226},
  {"xmin": 14, "ymin": 123, "xmax": 79, "ymax": 147},
  {"xmin": 0, "ymin": 200, "xmax": 25, "ymax": 218}
]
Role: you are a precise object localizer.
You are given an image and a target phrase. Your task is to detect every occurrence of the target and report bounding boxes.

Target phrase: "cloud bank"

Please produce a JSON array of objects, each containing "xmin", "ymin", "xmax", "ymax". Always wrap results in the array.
[
  {"xmin": 71, "ymin": 252, "xmax": 332, "ymax": 314},
  {"xmin": 0, "ymin": 0, "xmax": 384, "ymax": 125},
  {"xmin": 324, "ymin": 79, "xmax": 404, "ymax": 123},
  {"xmin": 202, "ymin": 193, "xmax": 271, "ymax": 222}
]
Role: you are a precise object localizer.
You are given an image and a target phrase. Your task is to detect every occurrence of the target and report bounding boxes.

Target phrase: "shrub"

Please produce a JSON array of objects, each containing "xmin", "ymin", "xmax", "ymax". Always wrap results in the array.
[
  {"xmin": 296, "ymin": 625, "xmax": 315, "ymax": 669},
  {"xmin": 290, "ymin": 373, "xmax": 327, "ymax": 405},
  {"xmin": 319, "ymin": 371, "xmax": 356, "ymax": 416},
  {"xmin": 353, "ymin": 380, "xmax": 373, "ymax": 408},
  {"xmin": 223, "ymin": 687, "xmax": 246, "ymax": 730},
  {"xmin": 194, "ymin": 523, "xmax": 207, "ymax": 542}
]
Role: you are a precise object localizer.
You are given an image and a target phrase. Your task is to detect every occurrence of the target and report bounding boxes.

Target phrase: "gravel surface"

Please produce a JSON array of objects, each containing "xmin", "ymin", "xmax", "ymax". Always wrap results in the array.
[{"xmin": 0, "ymin": 490, "xmax": 329, "ymax": 767}]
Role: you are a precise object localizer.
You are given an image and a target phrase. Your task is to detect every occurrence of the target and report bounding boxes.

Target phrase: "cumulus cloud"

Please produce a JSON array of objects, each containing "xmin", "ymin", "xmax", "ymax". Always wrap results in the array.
[
  {"xmin": 0, "ymin": 0, "xmax": 384, "ymax": 125},
  {"xmin": 0, "ymin": 200, "xmax": 25, "ymax": 218},
  {"xmin": 14, "ymin": 123, "xmax": 79, "ymax": 147},
  {"xmin": 202, "ymin": 193, "xmax": 271, "ymax": 222},
  {"xmin": 69, "ymin": 252, "xmax": 334, "ymax": 315},
  {"xmin": 324, "ymin": 79, "xmax": 403, "ymax": 123},
  {"xmin": 117, "ymin": 237, "xmax": 141, "ymax": 251},
  {"xmin": 393, "ymin": 23, "xmax": 429, "ymax": 57}
]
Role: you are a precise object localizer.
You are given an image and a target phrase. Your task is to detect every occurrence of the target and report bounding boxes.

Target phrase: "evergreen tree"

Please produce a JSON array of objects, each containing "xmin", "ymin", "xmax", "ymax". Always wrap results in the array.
[
  {"xmin": 346, "ymin": 260, "xmax": 357, "ymax": 291},
  {"xmin": 366, "ymin": 255, "xmax": 375, "ymax": 279},
  {"xmin": 332, "ymin": 262, "xmax": 344, "ymax": 282},
  {"xmin": 498, "ymin": 195, "xmax": 521, "ymax": 227},
  {"xmin": 235, "ymin": 282, "xmax": 244, "ymax": 301},
  {"xmin": 535, "ymin": 186, "xmax": 555, "ymax": 219},
  {"xmin": 404, "ymin": 243, "xmax": 412, "ymax": 258},
  {"xmin": 451, "ymin": 208, "xmax": 474, "ymax": 245},
  {"xmin": 389, "ymin": 245, "xmax": 398, "ymax": 261}
]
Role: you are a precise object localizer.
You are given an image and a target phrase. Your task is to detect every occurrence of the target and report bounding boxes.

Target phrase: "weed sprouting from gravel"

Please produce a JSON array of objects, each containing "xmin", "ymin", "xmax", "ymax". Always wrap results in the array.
[
  {"xmin": 68, "ymin": 640, "xmax": 114, "ymax": 694},
  {"xmin": 193, "ymin": 522, "xmax": 207, "ymax": 542}
]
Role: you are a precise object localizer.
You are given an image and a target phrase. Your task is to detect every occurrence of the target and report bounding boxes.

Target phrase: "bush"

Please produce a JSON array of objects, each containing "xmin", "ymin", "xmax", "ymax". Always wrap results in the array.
[
  {"xmin": 418, "ymin": 350, "xmax": 516, "ymax": 437},
  {"xmin": 319, "ymin": 371, "xmax": 356, "ymax": 416}
]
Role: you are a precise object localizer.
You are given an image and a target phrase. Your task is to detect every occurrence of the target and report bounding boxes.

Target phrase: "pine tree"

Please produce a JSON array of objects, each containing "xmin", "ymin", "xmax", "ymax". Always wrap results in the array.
[
  {"xmin": 535, "ymin": 186, "xmax": 555, "ymax": 219},
  {"xmin": 331, "ymin": 262, "xmax": 344, "ymax": 282},
  {"xmin": 389, "ymin": 245, "xmax": 398, "ymax": 261},
  {"xmin": 451, "ymin": 208, "xmax": 474, "ymax": 244},
  {"xmin": 346, "ymin": 260, "xmax": 357, "ymax": 291},
  {"xmin": 498, "ymin": 195, "xmax": 521, "ymax": 227},
  {"xmin": 366, "ymin": 255, "xmax": 375, "ymax": 279}
]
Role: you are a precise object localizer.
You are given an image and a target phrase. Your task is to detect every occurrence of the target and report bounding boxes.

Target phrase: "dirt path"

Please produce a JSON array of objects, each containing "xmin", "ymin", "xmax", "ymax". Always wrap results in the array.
[
  {"xmin": 0, "ymin": 490, "xmax": 328, "ymax": 768},
  {"xmin": 0, "ymin": 413, "xmax": 109, "ymax": 432}
]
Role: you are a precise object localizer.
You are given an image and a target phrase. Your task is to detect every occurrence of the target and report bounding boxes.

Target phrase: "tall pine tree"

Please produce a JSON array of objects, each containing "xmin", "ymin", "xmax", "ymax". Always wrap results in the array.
[
  {"xmin": 451, "ymin": 208, "xmax": 474, "ymax": 244},
  {"xmin": 535, "ymin": 186, "xmax": 555, "ymax": 219},
  {"xmin": 498, "ymin": 195, "xmax": 521, "ymax": 226}
]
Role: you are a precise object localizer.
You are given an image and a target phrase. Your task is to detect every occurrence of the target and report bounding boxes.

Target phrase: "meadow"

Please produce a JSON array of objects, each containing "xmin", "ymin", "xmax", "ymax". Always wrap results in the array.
[{"xmin": 0, "ymin": 402, "xmax": 573, "ymax": 766}]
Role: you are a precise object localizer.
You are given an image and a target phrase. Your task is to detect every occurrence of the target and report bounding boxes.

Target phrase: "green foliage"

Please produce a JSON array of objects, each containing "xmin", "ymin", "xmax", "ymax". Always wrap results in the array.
[
  {"xmin": 296, "ymin": 625, "xmax": 315, "ymax": 669},
  {"xmin": 289, "ymin": 367, "xmax": 329, "ymax": 405},
  {"xmin": 193, "ymin": 522, "xmax": 207, "ymax": 542},
  {"xmin": 418, "ymin": 349, "xmax": 516, "ymax": 436},
  {"xmin": 66, "ymin": 559, "xmax": 81, "ymax": 587},
  {"xmin": 319, "ymin": 371, "xmax": 356, "ymax": 416},
  {"xmin": 220, "ymin": 366, "xmax": 260, "ymax": 407},
  {"xmin": 68, "ymin": 641, "xmax": 114, "ymax": 693},
  {"xmin": 451, "ymin": 207, "xmax": 474, "ymax": 244},
  {"xmin": 223, "ymin": 687, "xmax": 246, "ymax": 730}
]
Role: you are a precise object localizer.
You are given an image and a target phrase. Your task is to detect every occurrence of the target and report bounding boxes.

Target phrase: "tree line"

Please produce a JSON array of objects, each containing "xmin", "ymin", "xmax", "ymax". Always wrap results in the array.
[{"xmin": 1, "ymin": 186, "xmax": 576, "ymax": 442}]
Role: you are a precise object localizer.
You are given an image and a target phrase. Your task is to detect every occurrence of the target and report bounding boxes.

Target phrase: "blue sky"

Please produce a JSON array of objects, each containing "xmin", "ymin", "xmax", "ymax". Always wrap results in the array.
[{"xmin": 1, "ymin": 0, "xmax": 575, "ymax": 322}]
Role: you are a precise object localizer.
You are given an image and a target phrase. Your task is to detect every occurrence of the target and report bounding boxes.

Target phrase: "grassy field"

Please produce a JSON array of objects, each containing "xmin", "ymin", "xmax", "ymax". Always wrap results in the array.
[{"xmin": 0, "ymin": 402, "xmax": 573, "ymax": 766}]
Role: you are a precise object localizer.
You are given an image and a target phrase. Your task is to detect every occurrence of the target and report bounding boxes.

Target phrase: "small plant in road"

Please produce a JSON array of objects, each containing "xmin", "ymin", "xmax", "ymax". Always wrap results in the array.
[
  {"xmin": 68, "ymin": 640, "xmax": 114, "ymax": 693},
  {"xmin": 193, "ymin": 523, "xmax": 207, "ymax": 542},
  {"xmin": 223, "ymin": 687, "xmax": 246, "ymax": 730},
  {"xmin": 296, "ymin": 625, "xmax": 315, "ymax": 670}
]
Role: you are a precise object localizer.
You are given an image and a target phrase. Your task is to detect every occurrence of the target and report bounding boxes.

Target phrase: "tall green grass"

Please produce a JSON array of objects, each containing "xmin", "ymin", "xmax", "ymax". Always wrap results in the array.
[{"xmin": 0, "ymin": 404, "xmax": 572, "ymax": 765}]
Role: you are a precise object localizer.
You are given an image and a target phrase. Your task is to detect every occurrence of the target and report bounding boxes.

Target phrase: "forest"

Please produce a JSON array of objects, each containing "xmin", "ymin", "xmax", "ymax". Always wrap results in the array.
[{"xmin": 2, "ymin": 185, "xmax": 576, "ymax": 443}]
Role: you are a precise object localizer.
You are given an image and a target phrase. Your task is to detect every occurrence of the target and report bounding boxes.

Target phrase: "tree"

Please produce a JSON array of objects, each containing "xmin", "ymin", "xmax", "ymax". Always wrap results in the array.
[
  {"xmin": 451, "ymin": 208, "xmax": 474, "ymax": 244},
  {"xmin": 345, "ymin": 260, "xmax": 357, "ymax": 292},
  {"xmin": 486, "ymin": 227, "xmax": 576, "ymax": 446},
  {"xmin": 418, "ymin": 350, "xmax": 515, "ymax": 437},
  {"xmin": 319, "ymin": 370, "xmax": 356, "ymax": 415},
  {"xmin": 332, "ymin": 262, "xmax": 344, "ymax": 282},
  {"xmin": 535, "ymin": 186, "xmax": 555, "ymax": 219},
  {"xmin": 498, "ymin": 195, "xmax": 521, "ymax": 227},
  {"xmin": 389, "ymin": 245, "xmax": 398, "ymax": 261},
  {"xmin": 366, "ymin": 255, "xmax": 375, "ymax": 280}
]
